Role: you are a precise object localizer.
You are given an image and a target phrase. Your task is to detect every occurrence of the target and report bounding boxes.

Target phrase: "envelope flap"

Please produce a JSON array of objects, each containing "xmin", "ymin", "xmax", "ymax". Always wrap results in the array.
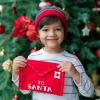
[{"xmin": 27, "ymin": 59, "xmax": 59, "ymax": 76}]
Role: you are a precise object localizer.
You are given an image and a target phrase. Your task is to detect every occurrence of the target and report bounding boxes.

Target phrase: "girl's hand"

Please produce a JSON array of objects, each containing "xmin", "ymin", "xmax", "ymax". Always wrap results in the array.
[
  {"xmin": 12, "ymin": 56, "xmax": 27, "ymax": 71},
  {"xmin": 57, "ymin": 61, "xmax": 77, "ymax": 76},
  {"xmin": 12, "ymin": 56, "xmax": 27, "ymax": 79},
  {"xmin": 57, "ymin": 61, "xmax": 80, "ymax": 84}
]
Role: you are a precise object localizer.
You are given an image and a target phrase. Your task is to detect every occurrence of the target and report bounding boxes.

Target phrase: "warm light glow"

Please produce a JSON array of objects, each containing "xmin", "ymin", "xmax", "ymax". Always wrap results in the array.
[{"xmin": 0, "ymin": 5, "xmax": 4, "ymax": 13}]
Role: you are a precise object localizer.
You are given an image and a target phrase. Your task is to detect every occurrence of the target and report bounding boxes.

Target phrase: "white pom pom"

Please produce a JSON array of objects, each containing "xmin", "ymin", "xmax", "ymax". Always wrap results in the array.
[{"xmin": 39, "ymin": 1, "xmax": 52, "ymax": 10}]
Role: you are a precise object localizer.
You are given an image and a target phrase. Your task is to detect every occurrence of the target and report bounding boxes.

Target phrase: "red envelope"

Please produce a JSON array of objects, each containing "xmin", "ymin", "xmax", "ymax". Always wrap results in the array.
[{"xmin": 18, "ymin": 59, "xmax": 65, "ymax": 96}]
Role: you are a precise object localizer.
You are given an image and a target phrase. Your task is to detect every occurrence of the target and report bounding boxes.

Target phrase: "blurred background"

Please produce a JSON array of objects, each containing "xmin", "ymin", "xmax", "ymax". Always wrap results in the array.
[{"xmin": 0, "ymin": 0, "xmax": 100, "ymax": 100}]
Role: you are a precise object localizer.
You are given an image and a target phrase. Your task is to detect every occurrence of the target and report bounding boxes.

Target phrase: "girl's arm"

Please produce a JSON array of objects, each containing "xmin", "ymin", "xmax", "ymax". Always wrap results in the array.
[
  {"xmin": 72, "ymin": 57, "xmax": 94, "ymax": 97},
  {"xmin": 12, "ymin": 56, "xmax": 30, "ymax": 94},
  {"xmin": 58, "ymin": 57, "xmax": 94, "ymax": 97}
]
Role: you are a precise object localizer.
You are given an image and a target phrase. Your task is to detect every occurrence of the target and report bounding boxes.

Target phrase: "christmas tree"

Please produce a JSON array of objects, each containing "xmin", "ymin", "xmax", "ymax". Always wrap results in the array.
[{"xmin": 0, "ymin": 0, "xmax": 100, "ymax": 100}]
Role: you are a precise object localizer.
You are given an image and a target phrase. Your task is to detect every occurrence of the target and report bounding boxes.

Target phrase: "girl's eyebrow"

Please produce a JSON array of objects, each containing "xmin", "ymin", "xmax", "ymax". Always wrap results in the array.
[
  {"xmin": 43, "ymin": 25, "xmax": 63, "ymax": 28},
  {"xmin": 42, "ymin": 26, "xmax": 49, "ymax": 28}
]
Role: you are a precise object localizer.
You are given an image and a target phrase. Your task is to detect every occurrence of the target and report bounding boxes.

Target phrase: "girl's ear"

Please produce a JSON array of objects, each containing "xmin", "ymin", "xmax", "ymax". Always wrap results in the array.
[
  {"xmin": 36, "ymin": 34, "xmax": 40, "ymax": 38},
  {"xmin": 36, "ymin": 34, "xmax": 41, "ymax": 43}
]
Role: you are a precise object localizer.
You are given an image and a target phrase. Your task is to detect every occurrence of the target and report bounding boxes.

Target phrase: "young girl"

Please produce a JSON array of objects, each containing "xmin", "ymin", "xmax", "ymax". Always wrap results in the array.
[{"xmin": 12, "ymin": 7, "xmax": 94, "ymax": 100}]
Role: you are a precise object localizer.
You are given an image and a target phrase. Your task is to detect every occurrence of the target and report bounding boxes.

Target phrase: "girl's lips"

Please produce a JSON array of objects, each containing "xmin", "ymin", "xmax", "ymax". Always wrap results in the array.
[
  {"xmin": 46, "ymin": 39, "xmax": 58, "ymax": 42},
  {"xmin": 47, "ymin": 38, "xmax": 58, "ymax": 40}
]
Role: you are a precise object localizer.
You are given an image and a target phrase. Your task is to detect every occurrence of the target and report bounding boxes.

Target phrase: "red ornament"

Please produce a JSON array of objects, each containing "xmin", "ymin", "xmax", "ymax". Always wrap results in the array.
[
  {"xmin": 26, "ymin": 22, "xmax": 38, "ymax": 41},
  {"xmin": 12, "ymin": 2, "xmax": 17, "ymax": 15},
  {"xmin": 96, "ymin": 0, "xmax": 100, "ymax": 8},
  {"xmin": 30, "ymin": 48, "xmax": 37, "ymax": 53},
  {"xmin": 26, "ymin": 27, "xmax": 37, "ymax": 41},
  {"xmin": 95, "ymin": 49, "xmax": 100, "ymax": 58},
  {"xmin": 93, "ymin": 0, "xmax": 100, "ymax": 11},
  {"xmin": 12, "ymin": 95, "xmax": 19, "ymax": 100},
  {"xmin": 75, "ymin": 52, "xmax": 80, "ymax": 58},
  {"xmin": 11, "ymin": 16, "xmax": 31, "ymax": 37},
  {"xmin": 0, "ymin": 24, "xmax": 5, "ymax": 34},
  {"xmin": 73, "ymin": 52, "xmax": 80, "ymax": 58},
  {"xmin": 87, "ymin": 22, "xmax": 96, "ymax": 32}
]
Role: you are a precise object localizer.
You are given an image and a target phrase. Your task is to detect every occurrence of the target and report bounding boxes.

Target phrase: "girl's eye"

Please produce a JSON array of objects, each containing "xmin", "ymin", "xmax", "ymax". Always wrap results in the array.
[
  {"xmin": 42, "ymin": 29, "xmax": 48, "ymax": 31},
  {"xmin": 55, "ymin": 28, "xmax": 62, "ymax": 31}
]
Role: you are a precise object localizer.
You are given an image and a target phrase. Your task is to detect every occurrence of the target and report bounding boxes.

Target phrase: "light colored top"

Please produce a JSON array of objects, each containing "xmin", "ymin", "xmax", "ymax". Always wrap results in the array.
[{"xmin": 12, "ymin": 48, "xmax": 94, "ymax": 100}]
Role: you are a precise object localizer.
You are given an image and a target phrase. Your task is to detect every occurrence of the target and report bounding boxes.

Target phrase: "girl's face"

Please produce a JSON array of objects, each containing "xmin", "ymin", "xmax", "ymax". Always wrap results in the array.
[{"xmin": 38, "ymin": 20, "xmax": 64, "ymax": 52}]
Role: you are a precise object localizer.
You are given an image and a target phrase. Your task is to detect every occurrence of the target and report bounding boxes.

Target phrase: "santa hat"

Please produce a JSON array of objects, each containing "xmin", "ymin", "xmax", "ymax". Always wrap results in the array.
[{"xmin": 35, "ymin": 6, "xmax": 68, "ymax": 29}]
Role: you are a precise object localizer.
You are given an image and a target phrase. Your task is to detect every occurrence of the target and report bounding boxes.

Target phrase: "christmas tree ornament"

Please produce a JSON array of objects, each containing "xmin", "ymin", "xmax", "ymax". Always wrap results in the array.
[
  {"xmin": 96, "ymin": 27, "xmax": 100, "ymax": 32},
  {"xmin": 95, "ymin": 86, "xmax": 100, "ymax": 97},
  {"xmin": 87, "ymin": 22, "xmax": 96, "ymax": 32},
  {"xmin": 91, "ymin": 70, "xmax": 99, "ymax": 86},
  {"xmin": 93, "ymin": 0, "xmax": 100, "ymax": 11},
  {"xmin": 0, "ymin": 23, "xmax": 5, "ymax": 34},
  {"xmin": 0, "ymin": 49, "xmax": 4, "ymax": 56},
  {"xmin": 12, "ymin": 2, "xmax": 17, "ymax": 15},
  {"xmin": 2, "ymin": 59, "xmax": 12, "ymax": 72},
  {"xmin": 26, "ymin": 30, "xmax": 37, "ymax": 41},
  {"xmin": 63, "ymin": 8, "xmax": 69, "ymax": 20},
  {"xmin": 11, "ymin": 16, "xmax": 31, "ymax": 37},
  {"xmin": 26, "ymin": 22, "xmax": 38, "ymax": 41},
  {"xmin": 0, "ymin": 5, "xmax": 4, "ymax": 13},
  {"xmin": 75, "ymin": 52, "xmax": 80, "ymax": 58},
  {"xmin": 30, "ymin": 48, "xmax": 37, "ymax": 53},
  {"xmin": 91, "ymin": 69, "xmax": 100, "ymax": 97},
  {"xmin": 12, "ymin": 95, "xmax": 19, "ymax": 100},
  {"xmin": 95, "ymin": 49, "xmax": 100, "ymax": 58},
  {"xmin": 82, "ymin": 25, "xmax": 90, "ymax": 36},
  {"xmin": 39, "ymin": 0, "xmax": 52, "ymax": 10}
]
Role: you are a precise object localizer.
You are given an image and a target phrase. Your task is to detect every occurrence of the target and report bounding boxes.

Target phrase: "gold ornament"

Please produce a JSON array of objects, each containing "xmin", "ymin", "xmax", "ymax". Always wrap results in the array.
[
  {"xmin": 91, "ymin": 69, "xmax": 100, "ymax": 97},
  {"xmin": 63, "ymin": 8, "xmax": 69, "ymax": 20},
  {"xmin": 0, "ymin": 5, "xmax": 4, "ymax": 13},
  {"xmin": 91, "ymin": 71, "xmax": 99, "ymax": 86},
  {"xmin": 0, "ymin": 49, "xmax": 4, "ymax": 56},
  {"xmin": 2, "ymin": 59, "xmax": 12, "ymax": 72},
  {"xmin": 95, "ymin": 86, "xmax": 100, "ymax": 97},
  {"xmin": 96, "ymin": 27, "xmax": 100, "ymax": 32}
]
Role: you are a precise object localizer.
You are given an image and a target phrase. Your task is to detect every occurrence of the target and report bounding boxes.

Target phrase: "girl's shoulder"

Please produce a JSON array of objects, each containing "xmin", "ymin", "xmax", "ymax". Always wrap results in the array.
[
  {"xmin": 64, "ymin": 51, "xmax": 84, "ymax": 69},
  {"xmin": 63, "ymin": 50, "xmax": 81, "ymax": 63},
  {"xmin": 63, "ymin": 50, "xmax": 78, "ymax": 59}
]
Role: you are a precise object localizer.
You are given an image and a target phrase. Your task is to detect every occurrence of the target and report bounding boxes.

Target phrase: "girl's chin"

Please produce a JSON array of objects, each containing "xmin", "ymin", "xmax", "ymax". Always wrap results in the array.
[
  {"xmin": 44, "ymin": 42, "xmax": 61, "ymax": 49},
  {"xmin": 46, "ymin": 44, "xmax": 60, "ymax": 49}
]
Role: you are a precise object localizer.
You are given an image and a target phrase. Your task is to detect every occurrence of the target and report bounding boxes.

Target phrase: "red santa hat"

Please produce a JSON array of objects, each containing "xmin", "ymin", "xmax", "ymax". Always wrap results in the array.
[{"xmin": 35, "ymin": 6, "xmax": 68, "ymax": 29}]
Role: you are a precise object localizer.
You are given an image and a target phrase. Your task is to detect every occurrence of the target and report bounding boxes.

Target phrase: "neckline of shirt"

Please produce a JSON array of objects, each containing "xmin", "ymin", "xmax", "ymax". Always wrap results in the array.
[{"xmin": 40, "ymin": 48, "xmax": 66, "ymax": 56}]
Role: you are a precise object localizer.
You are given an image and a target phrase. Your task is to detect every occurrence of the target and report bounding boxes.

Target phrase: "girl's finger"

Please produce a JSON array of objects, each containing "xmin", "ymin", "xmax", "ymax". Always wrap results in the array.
[
  {"xmin": 59, "ymin": 66, "xmax": 65, "ymax": 71},
  {"xmin": 14, "ymin": 60, "xmax": 26, "ymax": 64},
  {"xmin": 57, "ymin": 65, "xmax": 62, "ymax": 68},
  {"xmin": 13, "ymin": 56, "xmax": 26, "ymax": 61},
  {"xmin": 14, "ymin": 59, "xmax": 27, "ymax": 63},
  {"xmin": 61, "ymin": 68, "xmax": 68, "ymax": 72}
]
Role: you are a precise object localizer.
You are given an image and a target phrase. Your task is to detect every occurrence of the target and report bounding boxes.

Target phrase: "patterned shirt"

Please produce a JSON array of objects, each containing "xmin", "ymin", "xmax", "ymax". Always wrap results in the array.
[{"xmin": 12, "ymin": 48, "xmax": 94, "ymax": 100}]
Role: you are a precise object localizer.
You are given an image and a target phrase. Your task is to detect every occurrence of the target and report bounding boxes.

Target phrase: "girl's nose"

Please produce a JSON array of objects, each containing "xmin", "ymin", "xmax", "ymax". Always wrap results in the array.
[{"xmin": 48, "ymin": 30, "xmax": 56, "ymax": 36}]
